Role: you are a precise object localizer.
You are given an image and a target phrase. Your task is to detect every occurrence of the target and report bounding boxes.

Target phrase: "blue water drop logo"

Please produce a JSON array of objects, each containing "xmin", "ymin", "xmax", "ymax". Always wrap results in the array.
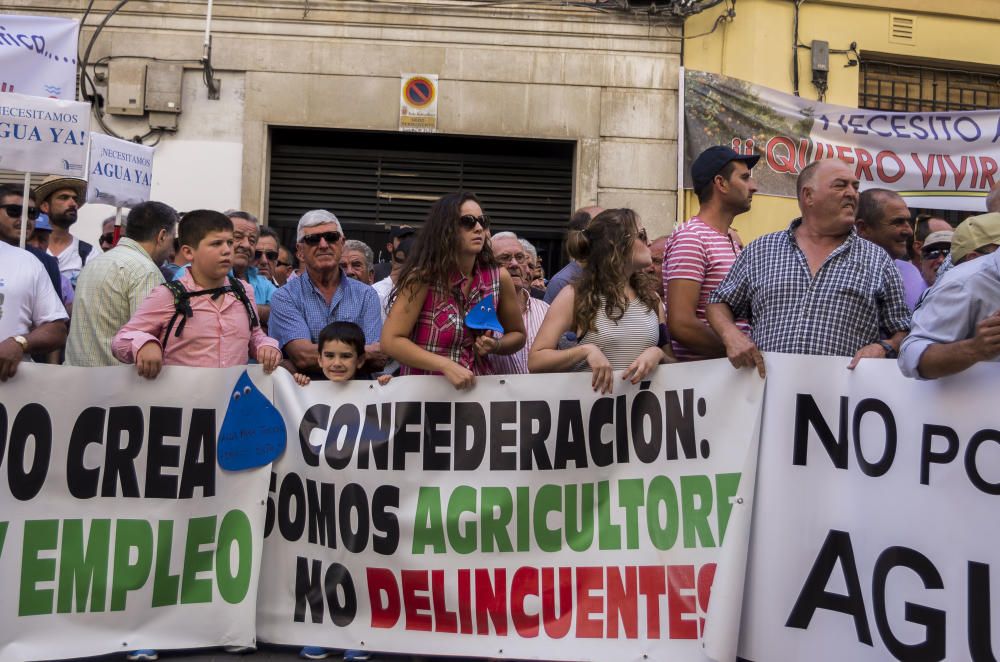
[
  {"xmin": 217, "ymin": 370, "xmax": 286, "ymax": 471},
  {"xmin": 464, "ymin": 293, "xmax": 504, "ymax": 334}
]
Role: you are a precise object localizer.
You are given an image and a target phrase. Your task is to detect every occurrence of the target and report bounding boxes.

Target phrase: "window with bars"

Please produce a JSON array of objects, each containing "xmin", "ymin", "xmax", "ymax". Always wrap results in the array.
[{"xmin": 858, "ymin": 58, "xmax": 1000, "ymax": 112}]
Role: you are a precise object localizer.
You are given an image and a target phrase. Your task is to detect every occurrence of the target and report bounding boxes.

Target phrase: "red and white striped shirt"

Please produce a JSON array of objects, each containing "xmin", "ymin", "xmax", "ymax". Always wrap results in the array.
[{"xmin": 662, "ymin": 217, "xmax": 750, "ymax": 361}]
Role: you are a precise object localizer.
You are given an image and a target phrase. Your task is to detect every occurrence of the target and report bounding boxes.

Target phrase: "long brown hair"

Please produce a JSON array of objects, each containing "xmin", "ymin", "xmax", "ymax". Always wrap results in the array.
[
  {"xmin": 391, "ymin": 192, "xmax": 496, "ymax": 303},
  {"xmin": 573, "ymin": 208, "xmax": 658, "ymax": 334}
]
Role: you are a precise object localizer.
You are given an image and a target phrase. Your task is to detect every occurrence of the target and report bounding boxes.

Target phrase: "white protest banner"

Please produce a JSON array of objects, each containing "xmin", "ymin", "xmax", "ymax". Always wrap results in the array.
[
  {"xmin": 684, "ymin": 69, "xmax": 1000, "ymax": 211},
  {"xmin": 0, "ymin": 91, "xmax": 89, "ymax": 176},
  {"xmin": 257, "ymin": 362, "xmax": 765, "ymax": 661},
  {"xmin": 87, "ymin": 132, "xmax": 155, "ymax": 207},
  {"xmin": 0, "ymin": 14, "xmax": 78, "ymax": 100},
  {"xmin": 737, "ymin": 354, "xmax": 1000, "ymax": 662},
  {"xmin": 0, "ymin": 365, "xmax": 273, "ymax": 662}
]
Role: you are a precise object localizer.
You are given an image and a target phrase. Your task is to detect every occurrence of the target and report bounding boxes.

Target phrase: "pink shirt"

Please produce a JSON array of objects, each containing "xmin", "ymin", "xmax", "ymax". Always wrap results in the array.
[
  {"xmin": 663, "ymin": 217, "xmax": 750, "ymax": 361},
  {"xmin": 112, "ymin": 270, "xmax": 279, "ymax": 368}
]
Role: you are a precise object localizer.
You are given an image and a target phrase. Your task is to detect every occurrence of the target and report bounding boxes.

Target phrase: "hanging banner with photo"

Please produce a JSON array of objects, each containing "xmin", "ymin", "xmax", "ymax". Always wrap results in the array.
[
  {"xmin": 683, "ymin": 69, "xmax": 1000, "ymax": 211},
  {"xmin": 0, "ymin": 365, "xmax": 272, "ymax": 662},
  {"xmin": 0, "ymin": 14, "xmax": 79, "ymax": 100},
  {"xmin": 0, "ymin": 91, "xmax": 90, "ymax": 176},
  {"xmin": 86, "ymin": 132, "xmax": 155, "ymax": 207},
  {"xmin": 256, "ymin": 365, "xmax": 765, "ymax": 661},
  {"xmin": 736, "ymin": 354, "xmax": 1000, "ymax": 662}
]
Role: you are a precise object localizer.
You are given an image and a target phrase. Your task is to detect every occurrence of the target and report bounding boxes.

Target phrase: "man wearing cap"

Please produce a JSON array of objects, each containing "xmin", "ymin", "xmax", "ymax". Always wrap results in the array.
[
  {"xmin": 34, "ymin": 175, "xmax": 91, "ymax": 286},
  {"xmin": 268, "ymin": 210, "xmax": 383, "ymax": 377},
  {"xmin": 918, "ymin": 230, "xmax": 953, "ymax": 288},
  {"xmin": 855, "ymin": 188, "xmax": 926, "ymax": 310},
  {"xmin": 910, "ymin": 214, "xmax": 952, "ymax": 272},
  {"xmin": 663, "ymin": 146, "xmax": 757, "ymax": 361},
  {"xmin": 899, "ymin": 212, "xmax": 1000, "ymax": 379},
  {"xmin": 374, "ymin": 225, "xmax": 415, "ymax": 281},
  {"xmin": 65, "ymin": 202, "xmax": 177, "ymax": 367},
  {"xmin": 707, "ymin": 158, "xmax": 910, "ymax": 376}
]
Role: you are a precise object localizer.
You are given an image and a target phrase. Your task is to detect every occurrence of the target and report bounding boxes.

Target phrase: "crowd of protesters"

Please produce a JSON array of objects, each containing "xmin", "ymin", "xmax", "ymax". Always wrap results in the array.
[{"xmin": 2, "ymin": 153, "xmax": 1000, "ymax": 659}]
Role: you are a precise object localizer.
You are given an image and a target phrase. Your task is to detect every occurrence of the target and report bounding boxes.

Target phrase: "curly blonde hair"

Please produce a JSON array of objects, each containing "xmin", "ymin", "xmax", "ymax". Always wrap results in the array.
[{"xmin": 572, "ymin": 208, "xmax": 658, "ymax": 334}]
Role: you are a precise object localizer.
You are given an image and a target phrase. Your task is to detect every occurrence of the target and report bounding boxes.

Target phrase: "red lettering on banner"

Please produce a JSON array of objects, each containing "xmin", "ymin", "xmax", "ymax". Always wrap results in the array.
[
  {"xmin": 876, "ymin": 151, "xmax": 905, "ymax": 184},
  {"xmin": 541, "ymin": 566, "xmax": 573, "ymax": 638},
  {"xmin": 511, "ymin": 566, "xmax": 540, "ymax": 637},
  {"xmin": 971, "ymin": 156, "xmax": 981, "ymax": 188},
  {"xmin": 855, "ymin": 149, "xmax": 875, "ymax": 181},
  {"xmin": 401, "ymin": 569, "xmax": 433, "ymax": 631},
  {"xmin": 475, "ymin": 568, "xmax": 507, "ymax": 635},
  {"xmin": 981, "ymin": 157, "xmax": 998, "ymax": 190},
  {"xmin": 575, "ymin": 567, "xmax": 603, "ymax": 638},
  {"xmin": 766, "ymin": 136, "xmax": 798, "ymax": 174},
  {"xmin": 936, "ymin": 155, "xmax": 947, "ymax": 187},
  {"xmin": 667, "ymin": 565, "xmax": 697, "ymax": 640},
  {"xmin": 835, "ymin": 145, "xmax": 854, "ymax": 165},
  {"xmin": 942, "ymin": 155, "xmax": 968, "ymax": 189},
  {"xmin": 367, "ymin": 568, "xmax": 401, "ymax": 628},
  {"xmin": 697, "ymin": 562, "xmax": 716, "ymax": 635},
  {"xmin": 458, "ymin": 568, "xmax": 474, "ymax": 634},
  {"xmin": 606, "ymin": 566, "xmax": 639, "ymax": 639},
  {"xmin": 431, "ymin": 569, "xmax": 458, "ymax": 633},
  {"xmin": 638, "ymin": 565, "xmax": 666, "ymax": 639},
  {"xmin": 912, "ymin": 153, "xmax": 935, "ymax": 187}
]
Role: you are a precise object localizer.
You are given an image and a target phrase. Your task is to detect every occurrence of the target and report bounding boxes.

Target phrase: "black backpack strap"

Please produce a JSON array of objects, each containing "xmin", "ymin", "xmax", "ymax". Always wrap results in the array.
[
  {"xmin": 161, "ymin": 280, "xmax": 192, "ymax": 349},
  {"xmin": 79, "ymin": 240, "xmax": 93, "ymax": 266},
  {"xmin": 227, "ymin": 276, "xmax": 260, "ymax": 331}
]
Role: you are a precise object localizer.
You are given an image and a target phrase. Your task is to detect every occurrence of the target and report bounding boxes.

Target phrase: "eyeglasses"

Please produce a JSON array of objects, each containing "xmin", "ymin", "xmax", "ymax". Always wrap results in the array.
[
  {"xmin": 301, "ymin": 231, "xmax": 342, "ymax": 246},
  {"xmin": 254, "ymin": 249, "xmax": 279, "ymax": 261},
  {"xmin": 922, "ymin": 248, "xmax": 949, "ymax": 260},
  {"xmin": 496, "ymin": 252, "xmax": 527, "ymax": 264},
  {"xmin": 637, "ymin": 229, "xmax": 649, "ymax": 243},
  {"xmin": 1, "ymin": 204, "xmax": 40, "ymax": 220},
  {"xmin": 100, "ymin": 232, "xmax": 115, "ymax": 245},
  {"xmin": 459, "ymin": 214, "xmax": 490, "ymax": 231}
]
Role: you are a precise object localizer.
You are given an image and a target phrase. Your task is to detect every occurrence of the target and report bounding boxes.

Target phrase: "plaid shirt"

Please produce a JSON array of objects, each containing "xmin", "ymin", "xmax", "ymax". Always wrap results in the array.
[
  {"xmin": 401, "ymin": 264, "xmax": 501, "ymax": 376},
  {"xmin": 709, "ymin": 219, "xmax": 910, "ymax": 356}
]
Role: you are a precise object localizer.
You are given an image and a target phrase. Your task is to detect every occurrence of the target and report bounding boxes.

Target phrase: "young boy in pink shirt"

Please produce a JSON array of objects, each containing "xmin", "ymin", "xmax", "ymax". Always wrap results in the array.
[{"xmin": 113, "ymin": 209, "xmax": 282, "ymax": 378}]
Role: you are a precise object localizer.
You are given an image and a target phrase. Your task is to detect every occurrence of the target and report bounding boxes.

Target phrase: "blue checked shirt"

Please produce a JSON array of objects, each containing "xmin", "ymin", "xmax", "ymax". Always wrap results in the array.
[
  {"xmin": 709, "ymin": 219, "xmax": 910, "ymax": 357},
  {"xmin": 268, "ymin": 269, "xmax": 383, "ymax": 349}
]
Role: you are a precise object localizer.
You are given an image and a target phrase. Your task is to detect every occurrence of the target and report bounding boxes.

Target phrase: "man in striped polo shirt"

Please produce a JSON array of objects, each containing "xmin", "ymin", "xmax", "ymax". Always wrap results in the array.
[
  {"xmin": 663, "ymin": 146, "xmax": 758, "ymax": 360},
  {"xmin": 65, "ymin": 202, "xmax": 177, "ymax": 366}
]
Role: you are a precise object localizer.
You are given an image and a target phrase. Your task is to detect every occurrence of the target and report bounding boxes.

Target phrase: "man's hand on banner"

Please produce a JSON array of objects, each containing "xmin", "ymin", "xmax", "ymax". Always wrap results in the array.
[{"xmin": 135, "ymin": 341, "xmax": 163, "ymax": 379}]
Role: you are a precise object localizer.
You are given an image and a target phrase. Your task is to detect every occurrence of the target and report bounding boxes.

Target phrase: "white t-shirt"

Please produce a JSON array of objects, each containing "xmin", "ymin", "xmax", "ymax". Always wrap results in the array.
[
  {"xmin": 47, "ymin": 235, "xmax": 85, "ymax": 284},
  {"xmin": 372, "ymin": 275, "xmax": 395, "ymax": 321},
  {"xmin": 0, "ymin": 242, "xmax": 68, "ymax": 339}
]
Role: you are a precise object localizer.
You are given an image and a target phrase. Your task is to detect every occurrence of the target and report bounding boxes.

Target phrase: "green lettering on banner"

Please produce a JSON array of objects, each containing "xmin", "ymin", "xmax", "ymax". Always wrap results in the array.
[
  {"xmin": 565, "ymin": 483, "xmax": 595, "ymax": 552},
  {"xmin": 19, "ymin": 520, "xmax": 58, "ymax": 616},
  {"xmin": 533, "ymin": 484, "xmax": 562, "ymax": 552},
  {"xmin": 715, "ymin": 473, "xmax": 741, "ymax": 543},
  {"xmin": 152, "ymin": 520, "xmax": 180, "ymax": 607},
  {"xmin": 0, "ymin": 521, "xmax": 7, "ymax": 560},
  {"xmin": 110, "ymin": 519, "xmax": 153, "ymax": 611},
  {"xmin": 57, "ymin": 518, "xmax": 110, "ymax": 613},
  {"xmin": 446, "ymin": 485, "xmax": 477, "ymax": 555},
  {"xmin": 180, "ymin": 516, "xmax": 215, "ymax": 604},
  {"xmin": 681, "ymin": 475, "xmax": 716, "ymax": 548},
  {"xmin": 647, "ymin": 476, "xmax": 679, "ymax": 550},
  {"xmin": 480, "ymin": 487, "xmax": 514, "ymax": 553},
  {"xmin": 617, "ymin": 479, "xmax": 645, "ymax": 549},
  {"xmin": 216, "ymin": 510, "xmax": 252, "ymax": 604},
  {"xmin": 412, "ymin": 487, "xmax": 446, "ymax": 554},
  {"xmin": 515, "ymin": 486, "xmax": 530, "ymax": 552},
  {"xmin": 597, "ymin": 480, "xmax": 623, "ymax": 550}
]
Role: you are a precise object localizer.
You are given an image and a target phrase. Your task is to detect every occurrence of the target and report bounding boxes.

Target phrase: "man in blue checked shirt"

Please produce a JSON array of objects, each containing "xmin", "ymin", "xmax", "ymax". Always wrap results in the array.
[
  {"xmin": 706, "ymin": 158, "xmax": 910, "ymax": 377},
  {"xmin": 268, "ymin": 209, "xmax": 384, "ymax": 378}
]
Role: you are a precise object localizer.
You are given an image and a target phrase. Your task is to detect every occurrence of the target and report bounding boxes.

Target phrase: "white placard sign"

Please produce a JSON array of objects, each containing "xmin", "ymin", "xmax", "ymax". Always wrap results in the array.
[
  {"xmin": 0, "ymin": 14, "xmax": 79, "ymax": 100},
  {"xmin": 87, "ymin": 132, "xmax": 155, "ymax": 207},
  {"xmin": 0, "ymin": 91, "xmax": 90, "ymax": 176}
]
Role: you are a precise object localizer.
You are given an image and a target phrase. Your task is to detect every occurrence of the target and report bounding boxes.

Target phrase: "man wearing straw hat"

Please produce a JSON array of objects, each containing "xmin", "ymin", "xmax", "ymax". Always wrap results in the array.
[{"xmin": 34, "ymin": 175, "xmax": 91, "ymax": 286}]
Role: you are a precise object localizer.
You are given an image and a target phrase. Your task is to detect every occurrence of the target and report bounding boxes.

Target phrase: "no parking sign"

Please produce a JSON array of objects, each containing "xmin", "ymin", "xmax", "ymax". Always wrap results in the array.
[{"xmin": 399, "ymin": 73, "xmax": 438, "ymax": 132}]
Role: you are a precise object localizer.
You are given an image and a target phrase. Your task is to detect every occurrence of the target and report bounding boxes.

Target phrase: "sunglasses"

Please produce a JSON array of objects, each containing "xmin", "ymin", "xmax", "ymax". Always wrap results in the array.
[
  {"xmin": 100, "ymin": 232, "xmax": 115, "ymax": 245},
  {"xmin": 459, "ymin": 214, "xmax": 491, "ymax": 231},
  {"xmin": 922, "ymin": 248, "xmax": 949, "ymax": 260},
  {"xmin": 2, "ymin": 204, "xmax": 40, "ymax": 220},
  {"xmin": 254, "ymin": 249, "xmax": 279, "ymax": 261},
  {"xmin": 637, "ymin": 229, "xmax": 649, "ymax": 243},
  {"xmin": 301, "ymin": 231, "xmax": 342, "ymax": 246}
]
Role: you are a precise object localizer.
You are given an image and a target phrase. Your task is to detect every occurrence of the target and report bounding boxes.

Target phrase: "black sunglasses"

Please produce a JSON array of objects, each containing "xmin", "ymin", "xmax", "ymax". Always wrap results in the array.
[
  {"xmin": 2, "ymin": 204, "xmax": 40, "ymax": 220},
  {"xmin": 922, "ymin": 248, "xmax": 949, "ymax": 260},
  {"xmin": 459, "ymin": 214, "xmax": 491, "ymax": 231},
  {"xmin": 100, "ymin": 232, "xmax": 115, "ymax": 245},
  {"xmin": 254, "ymin": 249, "xmax": 279, "ymax": 261},
  {"xmin": 301, "ymin": 231, "xmax": 342, "ymax": 246}
]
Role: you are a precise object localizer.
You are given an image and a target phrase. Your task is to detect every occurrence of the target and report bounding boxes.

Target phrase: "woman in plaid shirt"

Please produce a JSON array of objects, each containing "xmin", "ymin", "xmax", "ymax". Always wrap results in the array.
[{"xmin": 381, "ymin": 192, "xmax": 525, "ymax": 389}]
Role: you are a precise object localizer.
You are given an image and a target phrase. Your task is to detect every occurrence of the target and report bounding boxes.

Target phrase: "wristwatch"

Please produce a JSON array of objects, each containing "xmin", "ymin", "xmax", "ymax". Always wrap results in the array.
[
  {"xmin": 876, "ymin": 339, "xmax": 897, "ymax": 358},
  {"xmin": 12, "ymin": 335, "xmax": 28, "ymax": 352}
]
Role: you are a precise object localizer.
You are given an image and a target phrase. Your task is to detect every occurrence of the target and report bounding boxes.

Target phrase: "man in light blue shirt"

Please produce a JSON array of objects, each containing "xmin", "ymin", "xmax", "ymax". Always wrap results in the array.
[{"xmin": 899, "ymin": 214, "xmax": 1000, "ymax": 380}]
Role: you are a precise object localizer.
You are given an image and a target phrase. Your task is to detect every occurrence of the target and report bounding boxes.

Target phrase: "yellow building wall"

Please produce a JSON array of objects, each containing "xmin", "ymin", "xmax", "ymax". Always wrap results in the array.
[{"xmin": 681, "ymin": 0, "xmax": 1000, "ymax": 240}]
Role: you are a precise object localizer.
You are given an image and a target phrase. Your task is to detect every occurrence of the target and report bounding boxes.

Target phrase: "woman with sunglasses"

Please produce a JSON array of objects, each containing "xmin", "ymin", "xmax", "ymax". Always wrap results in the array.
[
  {"xmin": 528, "ymin": 208, "xmax": 675, "ymax": 393},
  {"xmin": 382, "ymin": 192, "xmax": 525, "ymax": 389}
]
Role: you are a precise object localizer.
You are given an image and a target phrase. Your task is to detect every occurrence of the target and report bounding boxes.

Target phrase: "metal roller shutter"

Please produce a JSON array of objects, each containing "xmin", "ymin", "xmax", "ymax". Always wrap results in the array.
[{"xmin": 266, "ymin": 127, "xmax": 574, "ymax": 275}]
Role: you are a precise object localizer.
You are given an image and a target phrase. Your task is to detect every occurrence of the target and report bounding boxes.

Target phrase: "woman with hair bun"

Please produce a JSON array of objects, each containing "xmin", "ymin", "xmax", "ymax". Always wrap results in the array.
[
  {"xmin": 381, "ymin": 191, "xmax": 525, "ymax": 389},
  {"xmin": 528, "ymin": 208, "xmax": 674, "ymax": 393}
]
